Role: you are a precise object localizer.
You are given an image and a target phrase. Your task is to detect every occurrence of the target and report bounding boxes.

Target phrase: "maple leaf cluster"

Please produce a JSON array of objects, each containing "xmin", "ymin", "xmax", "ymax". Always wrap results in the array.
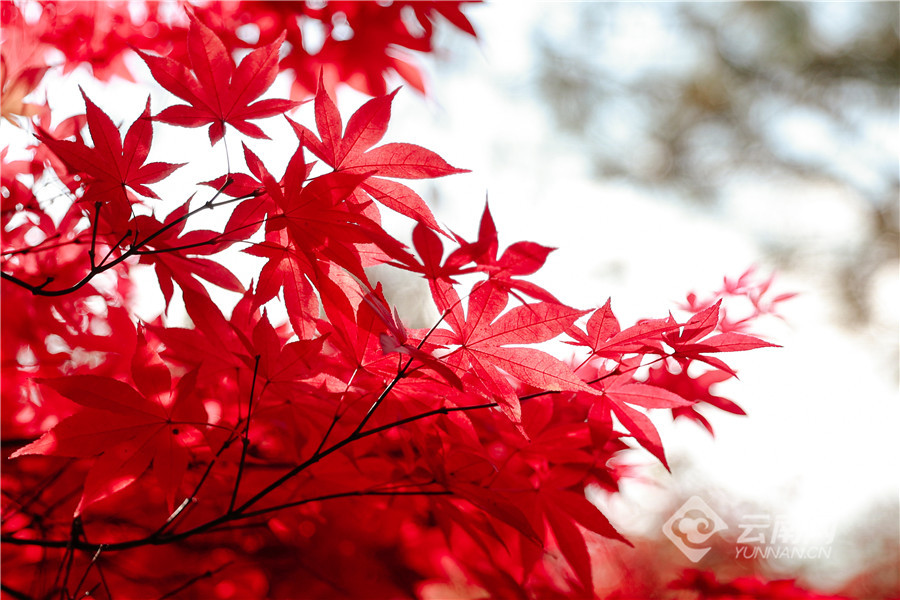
[
  {"xmin": 0, "ymin": 3, "xmax": 819, "ymax": 600},
  {"xmin": 0, "ymin": 0, "xmax": 477, "ymax": 125}
]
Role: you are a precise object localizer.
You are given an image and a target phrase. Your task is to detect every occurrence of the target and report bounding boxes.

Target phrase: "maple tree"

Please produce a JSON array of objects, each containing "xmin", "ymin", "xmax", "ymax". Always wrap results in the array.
[{"xmin": 0, "ymin": 2, "xmax": 840, "ymax": 599}]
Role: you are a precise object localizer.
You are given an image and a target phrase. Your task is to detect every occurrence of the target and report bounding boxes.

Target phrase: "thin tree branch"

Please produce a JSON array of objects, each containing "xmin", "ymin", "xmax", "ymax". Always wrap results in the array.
[
  {"xmin": 237, "ymin": 489, "xmax": 451, "ymax": 521},
  {"xmin": 0, "ymin": 180, "xmax": 260, "ymax": 297},
  {"xmin": 71, "ymin": 545, "xmax": 103, "ymax": 600},
  {"xmin": 352, "ymin": 308, "xmax": 450, "ymax": 435},
  {"xmin": 0, "ymin": 583, "xmax": 34, "ymax": 600},
  {"xmin": 0, "ymin": 402, "xmax": 497, "ymax": 553},
  {"xmin": 157, "ymin": 563, "xmax": 230, "ymax": 600},
  {"xmin": 229, "ymin": 355, "xmax": 261, "ymax": 513},
  {"xmin": 152, "ymin": 425, "xmax": 244, "ymax": 537}
]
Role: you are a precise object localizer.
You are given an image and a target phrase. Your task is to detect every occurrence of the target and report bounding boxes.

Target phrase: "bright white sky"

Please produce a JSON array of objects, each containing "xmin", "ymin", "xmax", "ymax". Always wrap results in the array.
[{"xmin": 5, "ymin": 1, "xmax": 897, "ymax": 590}]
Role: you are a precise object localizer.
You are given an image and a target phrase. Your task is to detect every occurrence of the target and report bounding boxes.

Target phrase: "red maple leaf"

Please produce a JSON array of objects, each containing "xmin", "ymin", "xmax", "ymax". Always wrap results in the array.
[
  {"xmin": 358, "ymin": 285, "xmax": 464, "ymax": 388},
  {"xmin": 539, "ymin": 488, "xmax": 629, "ymax": 591},
  {"xmin": 665, "ymin": 301, "xmax": 778, "ymax": 376},
  {"xmin": 431, "ymin": 281, "xmax": 595, "ymax": 422},
  {"xmin": 282, "ymin": 2, "xmax": 476, "ymax": 97},
  {"xmin": 11, "ymin": 334, "xmax": 209, "ymax": 514},
  {"xmin": 387, "ymin": 221, "xmax": 479, "ymax": 286},
  {"xmin": 239, "ymin": 144, "xmax": 411, "ymax": 295},
  {"xmin": 454, "ymin": 202, "xmax": 559, "ymax": 302},
  {"xmin": 132, "ymin": 198, "xmax": 244, "ymax": 309},
  {"xmin": 590, "ymin": 365, "xmax": 693, "ymax": 469},
  {"xmin": 290, "ymin": 74, "xmax": 468, "ymax": 230},
  {"xmin": 37, "ymin": 91, "xmax": 183, "ymax": 207},
  {"xmin": 136, "ymin": 15, "xmax": 298, "ymax": 144},
  {"xmin": 567, "ymin": 299, "xmax": 680, "ymax": 359},
  {"xmin": 645, "ymin": 364, "xmax": 744, "ymax": 435}
]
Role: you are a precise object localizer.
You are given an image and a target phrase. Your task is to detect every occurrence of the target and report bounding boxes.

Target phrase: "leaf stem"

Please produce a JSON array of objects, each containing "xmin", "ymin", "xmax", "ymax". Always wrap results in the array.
[{"xmin": 88, "ymin": 201, "xmax": 101, "ymax": 268}]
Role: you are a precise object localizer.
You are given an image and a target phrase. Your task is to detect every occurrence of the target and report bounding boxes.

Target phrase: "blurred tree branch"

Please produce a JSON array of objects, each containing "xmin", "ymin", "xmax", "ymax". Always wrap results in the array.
[{"xmin": 534, "ymin": 2, "xmax": 898, "ymax": 365}]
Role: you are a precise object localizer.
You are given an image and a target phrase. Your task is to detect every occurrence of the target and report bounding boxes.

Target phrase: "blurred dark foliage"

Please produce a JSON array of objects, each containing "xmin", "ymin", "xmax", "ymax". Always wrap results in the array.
[{"xmin": 534, "ymin": 3, "xmax": 898, "ymax": 341}]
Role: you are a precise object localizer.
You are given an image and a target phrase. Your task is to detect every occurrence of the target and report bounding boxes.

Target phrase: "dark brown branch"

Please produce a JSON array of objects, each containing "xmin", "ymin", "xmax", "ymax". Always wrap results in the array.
[
  {"xmin": 0, "ymin": 583, "xmax": 34, "ymax": 600},
  {"xmin": 238, "ymin": 489, "xmax": 451, "ymax": 521},
  {"xmin": 71, "ymin": 545, "xmax": 104, "ymax": 600},
  {"xmin": 352, "ymin": 309, "xmax": 449, "ymax": 435},
  {"xmin": 229, "ymin": 355, "xmax": 261, "ymax": 513},
  {"xmin": 0, "ymin": 180, "xmax": 257, "ymax": 297},
  {"xmin": 158, "ymin": 563, "xmax": 230, "ymax": 600},
  {"xmin": 152, "ymin": 421, "xmax": 245, "ymax": 537},
  {"xmin": 0, "ymin": 401, "xmax": 497, "ymax": 552}
]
